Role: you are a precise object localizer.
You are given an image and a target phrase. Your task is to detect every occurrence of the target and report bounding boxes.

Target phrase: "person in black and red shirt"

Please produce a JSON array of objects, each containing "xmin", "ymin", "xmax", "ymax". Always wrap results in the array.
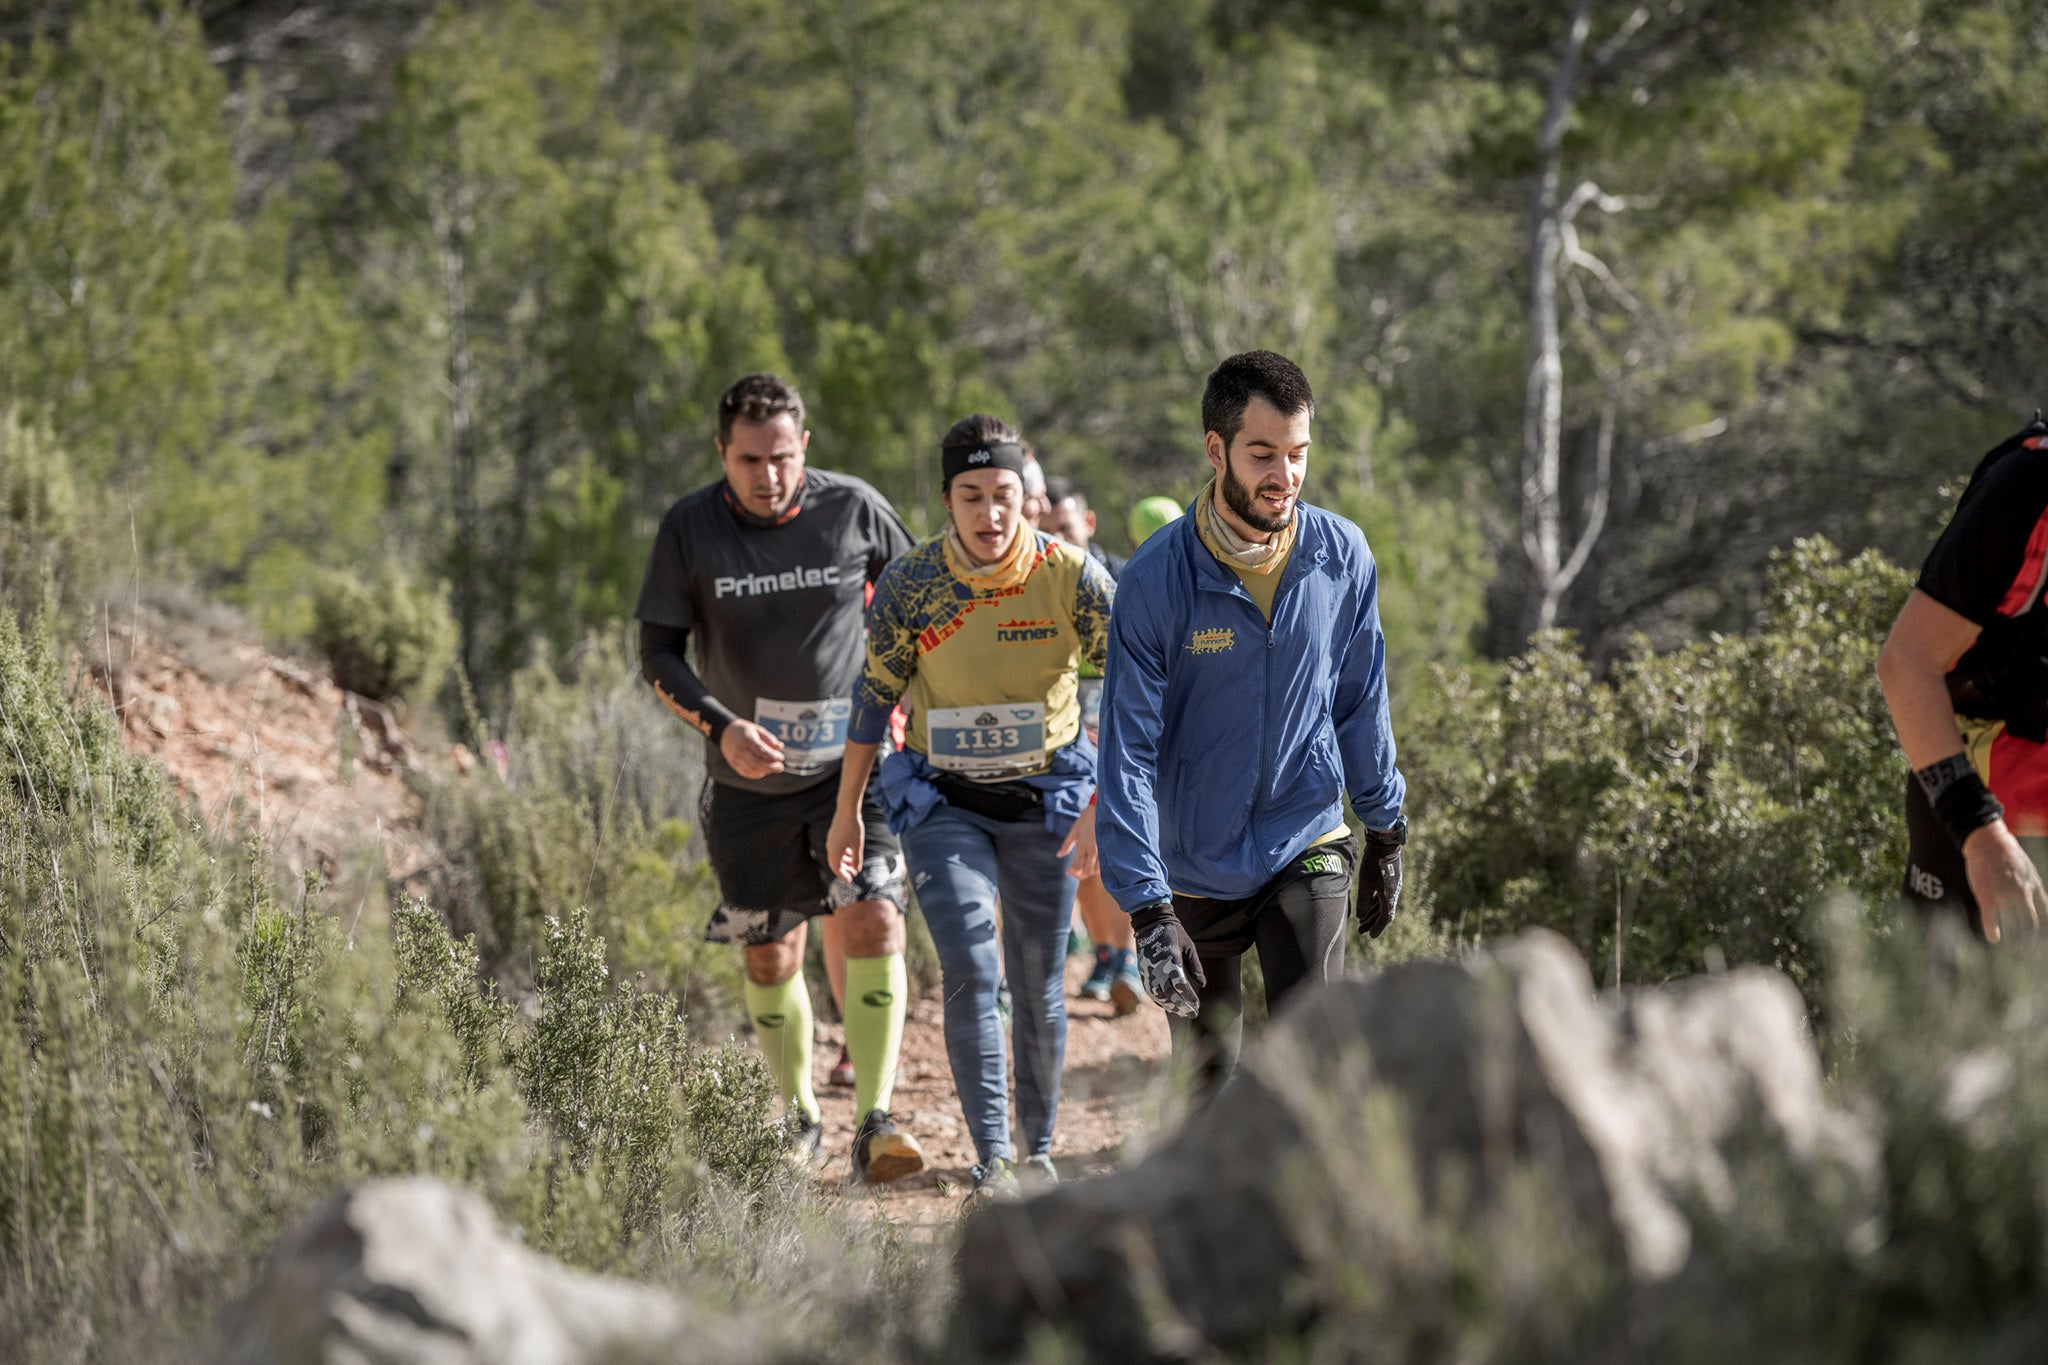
[
  {"xmin": 1879, "ymin": 415, "xmax": 2048, "ymax": 942},
  {"xmin": 636, "ymin": 372, "xmax": 924, "ymax": 1182}
]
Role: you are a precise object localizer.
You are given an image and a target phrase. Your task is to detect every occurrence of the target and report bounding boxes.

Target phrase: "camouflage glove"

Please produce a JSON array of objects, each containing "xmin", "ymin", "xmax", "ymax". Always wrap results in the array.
[
  {"xmin": 1356, "ymin": 817, "xmax": 1408, "ymax": 940},
  {"xmin": 1129, "ymin": 901, "xmax": 1205, "ymax": 1018}
]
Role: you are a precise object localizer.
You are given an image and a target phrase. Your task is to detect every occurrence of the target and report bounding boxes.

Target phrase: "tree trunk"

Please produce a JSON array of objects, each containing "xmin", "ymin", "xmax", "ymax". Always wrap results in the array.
[
  {"xmin": 1521, "ymin": 0, "xmax": 1593, "ymax": 635},
  {"xmin": 435, "ymin": 193, "xmax": 481, "ymax": 689}
]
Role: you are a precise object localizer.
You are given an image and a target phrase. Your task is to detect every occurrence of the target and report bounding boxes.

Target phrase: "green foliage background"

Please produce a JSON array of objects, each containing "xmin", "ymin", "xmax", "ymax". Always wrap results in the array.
[{"xmin": 2, "ymin": 0, "xmax": 2038, "ymax": 690}]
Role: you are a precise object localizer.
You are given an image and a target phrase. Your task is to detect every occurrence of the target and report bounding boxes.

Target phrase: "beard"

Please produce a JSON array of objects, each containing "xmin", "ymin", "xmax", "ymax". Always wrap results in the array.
[{"xmin": 1221, "ymin": 459, "xmax": 1295, "ymax": 535}]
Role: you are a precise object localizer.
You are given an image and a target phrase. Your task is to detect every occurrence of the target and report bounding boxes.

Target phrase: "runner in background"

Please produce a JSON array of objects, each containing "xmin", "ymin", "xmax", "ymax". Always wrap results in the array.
[
  {"xmin": 1044, "ymin": 474, "xmax": 1142, "ymax": 1012},
  {"xmin": 1128, "ymin": 495, "xmax": 1184, "ymax": 551},
  {"xmin": 635, "ymin": 372, "xmax": 925, "ymax": 1183},
  {"xmin": 828, "ymin": 415, "xmax": 1115, "ymax": 1205}
]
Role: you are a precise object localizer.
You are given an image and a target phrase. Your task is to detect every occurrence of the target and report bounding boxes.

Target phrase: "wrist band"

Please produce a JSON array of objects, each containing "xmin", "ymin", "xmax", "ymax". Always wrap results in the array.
[
  {"xmin": 1929, "ymin": 770, "xmax": 2005, "ymax": 848},
  {"xmin": 1913, "ymin": 752, "xmax": 1977, "ymax": 806},
  {"xmin": 1128, "ymin": 900, "xmax": 1174, "ymax": 932}
]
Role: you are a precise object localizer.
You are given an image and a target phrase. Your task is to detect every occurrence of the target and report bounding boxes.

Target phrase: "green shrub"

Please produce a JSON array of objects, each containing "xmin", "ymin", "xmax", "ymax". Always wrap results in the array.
[
  {"xmin": 1407, "ymin": 537, "xmax": 1911, "ymax": 995},
  {"xmin": 308, "ymin": 563, "xmax": 456, "ymax": 704},
  {"xmin": 0, "ymin": 608, "xmax": 891, "ymax": 1362},
  {"xmin": 415, "ymin": 628, "xmax": 747, "ymax": 1020},
  {"xmin": 0, "ymin": 410, "xmax": 99, "ymax": 627}
]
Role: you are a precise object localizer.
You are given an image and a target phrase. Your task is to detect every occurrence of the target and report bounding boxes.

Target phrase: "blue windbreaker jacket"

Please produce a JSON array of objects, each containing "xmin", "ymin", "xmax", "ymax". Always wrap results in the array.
[{"xmin": 1096, "ymin": 501, "xmax": 1405, "ymax": 908}]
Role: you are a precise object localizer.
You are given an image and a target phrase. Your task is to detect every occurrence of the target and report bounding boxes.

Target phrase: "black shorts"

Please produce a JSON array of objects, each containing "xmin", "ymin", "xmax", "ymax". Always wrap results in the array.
[
  {"xmin": 700, "ymin": 774, "xmax": 905, "ymax": 947},
  {"xmin": 1172, "ymin": 837, "xmax": 1358, "ymax": 959}
]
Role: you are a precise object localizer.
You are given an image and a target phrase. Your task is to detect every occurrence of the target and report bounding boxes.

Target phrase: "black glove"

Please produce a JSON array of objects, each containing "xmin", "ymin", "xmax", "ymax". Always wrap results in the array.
[
  {"xmin": 1129, "ymin": 901, "xmax": 1205, "ymax": 1018},
  {"xmin": 1356, "ymin": 817, "xmax": 1407, "ymax": 940}
]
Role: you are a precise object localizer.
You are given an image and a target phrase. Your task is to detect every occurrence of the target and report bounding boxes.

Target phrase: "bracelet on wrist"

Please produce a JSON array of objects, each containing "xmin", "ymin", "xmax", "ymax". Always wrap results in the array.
[
  {"xmin": 1929, "ymin": 769, "xmax": 2005, "ymax": 848},
  {"xmin": 1913, "ymin": 752, "xmax": 1976, "ymax": 807}
]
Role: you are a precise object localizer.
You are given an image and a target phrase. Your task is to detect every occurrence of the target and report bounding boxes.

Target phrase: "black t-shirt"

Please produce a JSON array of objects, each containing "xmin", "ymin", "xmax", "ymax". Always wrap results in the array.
[
  {"xmin": 635, "ymin": 469, "xmax": 913, "ymax": 793},
  {"xmin": 1919, "ymin": 422, "xmax": 2048, "ymax": 734}
]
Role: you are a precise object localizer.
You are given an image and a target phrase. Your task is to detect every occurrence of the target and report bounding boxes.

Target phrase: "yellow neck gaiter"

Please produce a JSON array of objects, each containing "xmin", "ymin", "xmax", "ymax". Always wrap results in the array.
[
  {"xmin": 943, "ymin": 521, "xmax": 1040, "ymax": 593},
  {"xmin": 1196, "ymin": 477, "xmax": 1297, "ymax": 575}
]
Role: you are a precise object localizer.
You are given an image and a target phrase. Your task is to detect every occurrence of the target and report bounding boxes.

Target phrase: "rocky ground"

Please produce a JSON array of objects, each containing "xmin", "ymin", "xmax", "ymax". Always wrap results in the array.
[{"xmin": 86, "ymin": 600, "xmax": 1174, "ymax": 1233}]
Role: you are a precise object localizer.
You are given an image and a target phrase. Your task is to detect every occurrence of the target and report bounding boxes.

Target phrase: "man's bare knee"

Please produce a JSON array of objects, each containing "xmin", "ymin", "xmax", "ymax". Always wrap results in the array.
[
  {"xmin": 836, "ymin": 899, "xmax": 903, "ymax": 957},
  {"xmin": 743, "ymin": 927, "xmax": 805, "ymax": 985}
]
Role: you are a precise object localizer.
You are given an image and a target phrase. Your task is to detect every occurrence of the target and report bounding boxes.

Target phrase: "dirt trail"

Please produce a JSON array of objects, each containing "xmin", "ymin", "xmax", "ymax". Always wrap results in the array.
[
  {"xmin": 806, "ymin": 959, "xmax": 1171, "ymax": 1230},
  {"xmin": 91, "ymin": 604, "xmax": 1176, "ymax": 1224}
]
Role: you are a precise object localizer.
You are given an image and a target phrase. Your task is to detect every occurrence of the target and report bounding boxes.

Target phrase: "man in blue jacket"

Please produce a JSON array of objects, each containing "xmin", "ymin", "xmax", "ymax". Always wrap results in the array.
[{"xmin": 1096, "ymin": 350, "xmax": 1407, "ymax": 1093}]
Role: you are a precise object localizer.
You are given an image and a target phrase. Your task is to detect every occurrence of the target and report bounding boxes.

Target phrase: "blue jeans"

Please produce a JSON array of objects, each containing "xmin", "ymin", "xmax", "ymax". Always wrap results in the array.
[{"xmin": 901, "ymin": 803, "xmax": 1076, "ymax": 1164}]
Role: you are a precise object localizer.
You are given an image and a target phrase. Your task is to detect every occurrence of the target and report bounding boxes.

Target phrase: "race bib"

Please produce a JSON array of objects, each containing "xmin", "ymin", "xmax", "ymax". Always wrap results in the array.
[
  {"xmin": 1078, "ymin": 677, "xmax": 1104, "ymax": 739},
  {"xmin": 928, "ymin": 702, "xmax": 1047, "ymax": 780},
  {"xmin": 753, "ymin": 697, "xmax": 852, "ymax": 776}
]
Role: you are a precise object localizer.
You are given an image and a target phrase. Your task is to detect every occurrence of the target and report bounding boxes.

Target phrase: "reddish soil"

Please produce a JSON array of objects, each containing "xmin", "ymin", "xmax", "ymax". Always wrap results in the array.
[{"xmin": 88, "ymin": 601, "xmax": 1175, "ymax": 1228}]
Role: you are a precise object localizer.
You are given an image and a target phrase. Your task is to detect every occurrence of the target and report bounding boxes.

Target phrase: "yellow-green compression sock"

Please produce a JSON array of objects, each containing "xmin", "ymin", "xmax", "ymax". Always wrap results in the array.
[
  {"xmin": 843, "ymin": 954, "xmax": 907, "ymax": 1119},
  {"xmin": 744, "ymin": 973, "xmax": 819, "ymax": 1122}
]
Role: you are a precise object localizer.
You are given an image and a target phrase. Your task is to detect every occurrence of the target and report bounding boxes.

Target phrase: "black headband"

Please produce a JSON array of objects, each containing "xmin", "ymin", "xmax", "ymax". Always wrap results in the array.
[{"xmin": 941, "ymin": 440, "xmax": 1028, "ymax": 487}]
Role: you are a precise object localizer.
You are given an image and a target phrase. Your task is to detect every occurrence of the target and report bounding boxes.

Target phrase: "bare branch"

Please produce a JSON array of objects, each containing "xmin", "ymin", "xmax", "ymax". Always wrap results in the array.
[{"xmin": 1556, "ymin": 400, "xmax": 1616, "ymax": 589}]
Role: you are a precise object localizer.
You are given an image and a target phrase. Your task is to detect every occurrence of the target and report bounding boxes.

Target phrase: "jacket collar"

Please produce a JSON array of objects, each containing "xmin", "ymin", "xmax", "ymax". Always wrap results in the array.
[{"xmin": 1183, "ymin": 502, "xmax": 1327, "ymax": 599}]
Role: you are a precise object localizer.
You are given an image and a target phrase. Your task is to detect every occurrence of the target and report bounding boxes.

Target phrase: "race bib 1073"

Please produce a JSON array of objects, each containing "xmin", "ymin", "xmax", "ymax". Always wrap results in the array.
[
  {"xmin": 927, "ymin": 701, "xmax": 1047, "ymax": 780},
  {"xmin": 754, "ymin": 697, "xmax": 852, "ymax": 776}
]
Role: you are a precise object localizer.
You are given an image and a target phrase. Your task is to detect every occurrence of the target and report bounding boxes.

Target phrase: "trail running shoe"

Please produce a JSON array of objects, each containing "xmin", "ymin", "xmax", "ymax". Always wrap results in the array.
[
  {"xmin": 997, "ymin": 977, "xmax": 1013, "ymax": 1031},
  {"xmin": 1079, "ymin": 945, "xmax": 1115, "ymax": 1002},
  {"xmin": 783, "ymin": 1112, "xmax": 825, "ymax": 1168},
  {"xmin": 1109, "ymin": 949, "xmax": 1144, "ymax": 1015},
  {"xmin": 1020, "ymin": 1153, "xmax": 1059, "ymax": 1189},
  {"xmin": 828, "ymin": 1044, "xmax": 855, "ymax": 1088},
  {"xmin": 966, "ymin": 1156, "xmax": 1022, "ymax": 1209},
  {"xmin": 852, "ymin": 1108, "xmax": 925, "ymax": 1185}
]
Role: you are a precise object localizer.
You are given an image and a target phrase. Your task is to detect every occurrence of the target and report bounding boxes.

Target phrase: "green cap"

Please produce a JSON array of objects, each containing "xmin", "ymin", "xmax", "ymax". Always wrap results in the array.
[{"xmin": 1127, "ymin": 496, "xmax": 1183, "ymax": 547}]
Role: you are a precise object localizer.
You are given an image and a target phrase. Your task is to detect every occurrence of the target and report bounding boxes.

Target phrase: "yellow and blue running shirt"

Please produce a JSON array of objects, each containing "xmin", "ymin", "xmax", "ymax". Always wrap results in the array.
[{"xmin": 849, "ymin": 531, "xmax": 1113, "ymax": 774}]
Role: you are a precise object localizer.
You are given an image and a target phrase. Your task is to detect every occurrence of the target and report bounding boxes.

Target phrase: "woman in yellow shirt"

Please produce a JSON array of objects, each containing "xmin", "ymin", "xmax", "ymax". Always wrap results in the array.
[{"xmin": 828, "ymin": 414, "xmax": 1113, "ymax": 1206}]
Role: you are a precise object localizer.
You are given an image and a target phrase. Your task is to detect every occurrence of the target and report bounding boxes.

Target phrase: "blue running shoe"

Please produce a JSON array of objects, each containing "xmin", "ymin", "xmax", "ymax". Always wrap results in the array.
[
  {"xmin": 1110, "ymin": 948, "xmax": 1145, "ymax": 1015},
  {"xmin": 1079, "ymin": 945, "xmax": 1115, "ymax": 1002}
]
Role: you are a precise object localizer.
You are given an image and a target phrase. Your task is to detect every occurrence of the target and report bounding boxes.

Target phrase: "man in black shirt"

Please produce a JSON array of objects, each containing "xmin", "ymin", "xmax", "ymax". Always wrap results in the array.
[
  {"xmin": 636, "ymin": 373, "xmax": 924, "ymax": 1182},
  {"xmin": 1879, "ymin": 416, "xmax": 2048, "ymax": 942}
]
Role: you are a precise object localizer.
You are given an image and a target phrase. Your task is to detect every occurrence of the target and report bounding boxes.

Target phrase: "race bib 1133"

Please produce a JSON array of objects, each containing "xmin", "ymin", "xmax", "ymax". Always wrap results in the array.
[{"xmin": 927, "ymin": 701, "xmax": 1047, "ymax": 780}]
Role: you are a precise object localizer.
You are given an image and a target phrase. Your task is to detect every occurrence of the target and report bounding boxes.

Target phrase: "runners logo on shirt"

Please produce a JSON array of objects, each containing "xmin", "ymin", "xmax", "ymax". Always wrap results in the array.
[
  {"xmin": 1187, "ymin": 627, "xmax": 1236, "ymax": 655},
  {"xmin": 713, "ymin": 564, "xmax": 844, "ymax": 598},
  {"xmin": 995, "ymin": 617, "xmax": 1060, "ymax": 645}
]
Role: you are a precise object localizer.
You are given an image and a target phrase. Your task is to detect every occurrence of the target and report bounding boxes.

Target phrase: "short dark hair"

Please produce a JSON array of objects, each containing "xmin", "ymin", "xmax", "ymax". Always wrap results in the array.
[
  {"xmin": 940, "ymin": 413, "xmax": 1020, "ymax": 456},
  {"xmin": 1201, "ymin": 350, "xmax": 1314, "ymax": 451},
  {"xmin": 1043, "ymin": 474, "xmax": 1087, "ymax": 510},
  {"xmin": 718, "ymin": 372, "xmax": 806, "ymax": 444}
]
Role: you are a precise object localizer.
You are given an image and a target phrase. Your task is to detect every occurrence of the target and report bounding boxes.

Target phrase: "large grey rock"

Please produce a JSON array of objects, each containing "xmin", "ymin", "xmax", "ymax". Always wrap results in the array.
[
  {"xmin": 953, "ymin": 929, "xmax": 1877, "ymax": 1360},
  {"xmin": 213, "ymin": 1177, "xmax": 742, "ymax": 1365}
]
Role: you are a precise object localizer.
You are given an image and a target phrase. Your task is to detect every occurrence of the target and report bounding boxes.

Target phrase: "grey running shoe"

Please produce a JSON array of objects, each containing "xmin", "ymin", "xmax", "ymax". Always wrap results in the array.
[
  {"xmin": 1020, "ymin": 1153, "xmax": 1059, "ymax": 1189},
  {"xmin": 852, "ymin": 1108, "xmax": 926, "ymax": 1185},
  {"xmin": 966, "ymin": 1156, "xmax": 1022, "ymax": 1208},
  {"xmin": 783, "ymin": 1112, "xmax": 824, "ymax": 1168}
]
